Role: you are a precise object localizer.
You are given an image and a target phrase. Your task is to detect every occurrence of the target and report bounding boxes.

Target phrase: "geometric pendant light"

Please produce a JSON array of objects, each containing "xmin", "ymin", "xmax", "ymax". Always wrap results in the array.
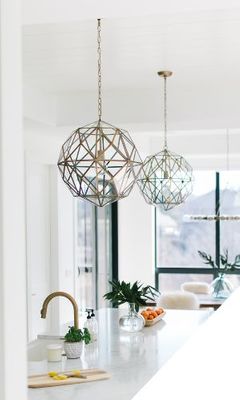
[
  {"xmin": 57, "ymin": 19, "xmax": 142, "ymax": 207},
  {"xmin": 137, "ymin": 71, "xmax": 193, "ymax": 211}
]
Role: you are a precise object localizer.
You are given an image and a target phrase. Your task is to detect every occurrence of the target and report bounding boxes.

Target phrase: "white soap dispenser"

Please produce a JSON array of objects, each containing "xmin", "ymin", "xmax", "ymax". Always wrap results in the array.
[{"xmin": 84, "ymin": 309, "xmax": 93, "ymax": 342}]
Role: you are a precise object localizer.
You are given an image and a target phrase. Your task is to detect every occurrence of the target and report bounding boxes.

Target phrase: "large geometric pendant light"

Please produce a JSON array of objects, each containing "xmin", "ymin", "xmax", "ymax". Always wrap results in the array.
[
  {"xmin": 58, "ymin": 19, "xmax": 142, "ymax": 207},
  {"xmin": 137, "ymin": 71, "xmax": 193, "ymax": 211}
]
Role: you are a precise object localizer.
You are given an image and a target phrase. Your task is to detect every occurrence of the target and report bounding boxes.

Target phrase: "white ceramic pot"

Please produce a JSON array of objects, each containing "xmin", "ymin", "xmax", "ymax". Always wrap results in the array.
[{"xmin": 64, "ymin": 341, "xmax": 83, "ymax": 359}]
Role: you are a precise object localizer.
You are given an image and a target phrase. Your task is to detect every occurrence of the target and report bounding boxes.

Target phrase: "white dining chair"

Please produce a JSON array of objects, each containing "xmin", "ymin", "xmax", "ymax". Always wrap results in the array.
[
  {"xmin": 158, "ymin": 291, "xmax": 199, "ymax": 310},
  {"xmin": 181, "ymin": 281, "xmax": 210, "ymax": 294}
]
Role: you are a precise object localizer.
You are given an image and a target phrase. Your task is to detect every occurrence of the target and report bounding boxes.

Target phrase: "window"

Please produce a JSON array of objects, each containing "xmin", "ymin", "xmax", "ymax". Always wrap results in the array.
[
  {"xmin": 220, "ymin": 171, "xmax": 240, "ymax": 289},
  {"xmin": 155, "ymin": 171, "xmax": 240, "ymax": 292},
  {"xmin": 96, "ymin": 206, "xmax": 113, "ymax": 308},
  {"xmin": 74, "ymin": 201, "xmax": 96, "ymax": 311},
  {"xmin": 74, "ymin": 200, "xmax": 117, "ymax": 311}
]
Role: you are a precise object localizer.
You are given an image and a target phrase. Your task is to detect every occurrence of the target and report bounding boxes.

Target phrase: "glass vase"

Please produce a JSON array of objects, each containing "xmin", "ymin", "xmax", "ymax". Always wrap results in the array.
[
  {"xmin": 210, "ymin": 273, "xmax": 233, "ymax": 299},
  {"xmin": 119, "ymin": 303, "xmax": 145, "ymax": 333}
]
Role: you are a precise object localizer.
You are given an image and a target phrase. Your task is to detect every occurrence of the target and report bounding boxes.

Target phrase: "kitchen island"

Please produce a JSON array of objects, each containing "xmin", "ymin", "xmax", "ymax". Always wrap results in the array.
[
  {"xmin": 134, "ymin": 288, "xmax": 240, "ymax": 400},
  {"xmin": 28, "ymin": 307, "xmax": 211, "ymax": 400}
]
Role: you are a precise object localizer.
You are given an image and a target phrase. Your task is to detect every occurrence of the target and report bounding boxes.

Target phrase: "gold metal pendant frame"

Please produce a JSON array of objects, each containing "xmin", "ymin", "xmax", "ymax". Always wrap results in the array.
[
  {"xmin": 58, "ymin": 119, "xmax": 142, "ymax": 207},
  {"xmin": 137, "ymin": 148, "xmax": 193, "ymax": 211}
]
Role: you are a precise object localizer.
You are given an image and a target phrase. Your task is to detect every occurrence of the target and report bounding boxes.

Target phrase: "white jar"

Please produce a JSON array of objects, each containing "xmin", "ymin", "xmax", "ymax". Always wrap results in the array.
[{"xmin": 47, "ymin": 344, "xmax": 62, "ymax": 362}]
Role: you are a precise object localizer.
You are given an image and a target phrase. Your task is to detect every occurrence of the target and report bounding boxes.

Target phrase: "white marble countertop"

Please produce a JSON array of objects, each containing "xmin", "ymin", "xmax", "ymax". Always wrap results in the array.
[
  {"xmin": 28, "ymin": 307, "xmax": 211, "ymax": 400},
  {"xmin": 133, "ymin": 289, "xmax": 240, "ymax": 400}
]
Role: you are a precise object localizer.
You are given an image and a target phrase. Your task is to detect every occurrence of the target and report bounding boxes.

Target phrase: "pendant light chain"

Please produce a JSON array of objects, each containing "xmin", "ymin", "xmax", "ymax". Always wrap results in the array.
[
  {"xmin": 164, "ymin": 76, "xmax": 168, "ymax": 149},
  {"xmin": 97, "ymin": 19, "xmax": 102, "ymax": 121}
]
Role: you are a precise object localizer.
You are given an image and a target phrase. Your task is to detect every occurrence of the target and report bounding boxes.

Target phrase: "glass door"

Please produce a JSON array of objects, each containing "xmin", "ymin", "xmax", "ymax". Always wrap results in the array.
[
  {"xmin": 74, "ymin": 200, "xmax": 96, "ymax": 312},
  {"xmin": 96, "ymin": 206, "xmax": 112, "ymax": 308},
  {"xmin": 74, "ymin": 199, "xmax": 113, "ymax": 311}
]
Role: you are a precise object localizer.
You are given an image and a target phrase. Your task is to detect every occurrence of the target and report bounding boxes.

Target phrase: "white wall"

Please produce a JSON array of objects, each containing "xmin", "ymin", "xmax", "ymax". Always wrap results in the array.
[
  {"xmin": 57, "ymin": 174, "xmax": 76, "ymax": 325},
  {"xmin": 150, "ymin": 129, "xmax": 240, "ymax": 170},
  {"xmin": 24, "ymin": 87, "xmax": 57, "ymax": 126},
  {"xmin": 118, "ymin": 186, "xmax": 155, "ymax": 287},
  {"xmin": 0, "ymin": 0, "xmax": 27, "ymax": 399},
  {"xmin": 25, "ymin": 155, "xmax": 77, "ymax": 338},
  {"xmin": 25, "ymin": 159, "xmax": 52, "ymax": 341}
]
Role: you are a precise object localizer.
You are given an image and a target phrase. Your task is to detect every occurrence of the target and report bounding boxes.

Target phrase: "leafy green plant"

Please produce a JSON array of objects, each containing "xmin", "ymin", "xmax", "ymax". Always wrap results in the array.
[
  {"xmin": 198, "ymin": 249, "xmax": 240, "ymax": 273},
  {"xmin": 103, "ymin": 280, "xmax": 160, "ymax": 312},
  {"xmin": 64, "ymin": 326, "xmax": 91, "ymax": 344}
]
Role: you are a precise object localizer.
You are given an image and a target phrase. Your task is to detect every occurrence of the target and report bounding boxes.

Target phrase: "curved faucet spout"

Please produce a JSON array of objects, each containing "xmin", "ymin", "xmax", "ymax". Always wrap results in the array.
[{"xmin": 40, "ymin": 291, "xmax": 79, "ymax": 329}]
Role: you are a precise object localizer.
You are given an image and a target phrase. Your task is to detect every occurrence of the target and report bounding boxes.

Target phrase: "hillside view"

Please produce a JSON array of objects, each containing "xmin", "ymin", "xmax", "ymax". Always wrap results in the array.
[{"xmin": 157, "ymin": 172, "xmax": 240, "ymax": 291}]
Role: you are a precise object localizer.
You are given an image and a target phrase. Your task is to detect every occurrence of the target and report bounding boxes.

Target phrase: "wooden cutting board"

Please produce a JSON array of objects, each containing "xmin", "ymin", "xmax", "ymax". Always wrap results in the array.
[{"xmin": 28, "ymin": 369, "xmax": 110, "ymax": 388}]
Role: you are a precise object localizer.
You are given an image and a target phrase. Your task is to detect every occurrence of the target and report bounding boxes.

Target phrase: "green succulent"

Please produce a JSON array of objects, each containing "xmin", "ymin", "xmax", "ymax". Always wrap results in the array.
[{"xmin": 104, "ymin": 280, "xmax": 160, "ymax": 312}]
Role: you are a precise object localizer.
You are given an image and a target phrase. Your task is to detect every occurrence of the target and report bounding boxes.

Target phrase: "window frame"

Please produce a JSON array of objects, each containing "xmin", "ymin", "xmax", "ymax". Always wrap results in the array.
[{"xmin": 155, "ymin": 171, "xmax": 240, "ymax": 290}]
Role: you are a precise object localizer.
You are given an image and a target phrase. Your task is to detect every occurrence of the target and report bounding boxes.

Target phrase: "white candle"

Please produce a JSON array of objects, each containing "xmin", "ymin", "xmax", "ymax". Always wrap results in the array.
[{"xmin": 47, "ymin": 344, "xmax": 62, "ymax": 362}]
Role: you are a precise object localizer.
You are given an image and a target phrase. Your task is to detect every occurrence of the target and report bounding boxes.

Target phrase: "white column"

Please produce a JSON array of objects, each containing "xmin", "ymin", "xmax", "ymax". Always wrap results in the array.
[
  {"xmin": 118, "ymin": 186, "xmax": 155, "ymax": 287},
  {"xmin": 0, "ymin": 0, "xmax": 27, "ymax": 399}
]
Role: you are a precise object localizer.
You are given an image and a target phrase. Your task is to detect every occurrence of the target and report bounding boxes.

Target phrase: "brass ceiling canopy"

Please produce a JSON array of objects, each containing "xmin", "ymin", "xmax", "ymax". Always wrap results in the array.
[
  {"xmin": 157, "ymin": 71, "xmax": 173, "ymax": 78},
  {"xmin": 58, "ymin": 19, "xmax": 142, "ymax": 207},
  {"xmin": 137, "ymin": 70, "xmax": 193, "ymax": 211}
]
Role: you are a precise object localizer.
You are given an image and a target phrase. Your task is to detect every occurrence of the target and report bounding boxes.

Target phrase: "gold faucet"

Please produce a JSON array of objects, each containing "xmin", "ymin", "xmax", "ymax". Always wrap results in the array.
[{"xmin": 40, "ymin": 291, "xmax": 79, "ymax": 329}]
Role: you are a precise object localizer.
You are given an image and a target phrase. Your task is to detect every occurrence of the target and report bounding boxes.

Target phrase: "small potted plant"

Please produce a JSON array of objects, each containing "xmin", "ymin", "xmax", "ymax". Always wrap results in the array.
[
  {"xmin": 104, "ymin": 280, "xmax": 160, "ymax": 332},
  {"xmin": 64, "ymin": 326, "xmax": 91, "ymax": 359},
  {"xmin": 198, "ymin": 249, "xmax": 240, "ymax": 298}
]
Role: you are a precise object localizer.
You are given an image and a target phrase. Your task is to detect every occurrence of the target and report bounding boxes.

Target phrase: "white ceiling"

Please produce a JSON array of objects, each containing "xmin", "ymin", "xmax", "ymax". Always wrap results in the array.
[
  {"xmin": 23, "ymin": 9, "xmax": 240, "ymax": 92},
  {"xmin": 22, "ymin": 0, "xmax": 240, "ymax": 24},
  {"xmin": 23, "ymin": 3, "xmax": 240, "ymax": 130}
]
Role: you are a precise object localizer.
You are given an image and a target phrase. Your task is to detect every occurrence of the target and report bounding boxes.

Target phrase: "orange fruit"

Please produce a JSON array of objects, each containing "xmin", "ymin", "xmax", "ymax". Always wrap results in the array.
[{"xmin": 151, "ymin": 311, "xmax": 158, "ymax": 318}]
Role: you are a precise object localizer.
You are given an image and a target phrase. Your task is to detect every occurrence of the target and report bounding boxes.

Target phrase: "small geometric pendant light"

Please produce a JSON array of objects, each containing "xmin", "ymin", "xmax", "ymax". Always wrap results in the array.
[
  {"xmin": 58, "ymin": 19, "xmax": 142, "ymax": 207},
  {"xmin": 137, "ymin": 71, "xmax": 193, "ymax": 211}
]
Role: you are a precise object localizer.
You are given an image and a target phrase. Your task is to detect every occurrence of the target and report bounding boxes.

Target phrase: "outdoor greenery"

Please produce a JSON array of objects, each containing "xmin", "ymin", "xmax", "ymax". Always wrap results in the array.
[
  {"xmin": 64, "ymin": 326, "xmax": 91, "ymax": 344},
  {"xmin": 198, "ymin": 249, "xmax": 240, "ymax": 273},
  {"xmin": 104, "ymin": 280, "xmax": 160, "ymax": 312}
]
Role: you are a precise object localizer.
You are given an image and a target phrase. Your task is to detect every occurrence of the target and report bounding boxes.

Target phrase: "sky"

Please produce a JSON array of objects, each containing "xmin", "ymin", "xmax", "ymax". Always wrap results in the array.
[{"xmin": 193, "ymin": 170, "xmax": 240, "ymax": 196}]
